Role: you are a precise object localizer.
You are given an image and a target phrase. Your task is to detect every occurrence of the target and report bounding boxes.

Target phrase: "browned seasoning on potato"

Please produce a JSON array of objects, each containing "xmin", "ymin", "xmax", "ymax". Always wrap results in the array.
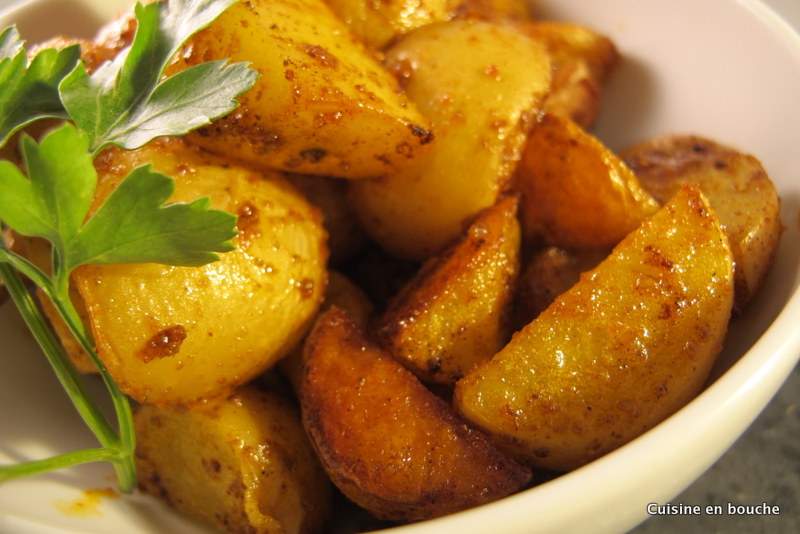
[
  {"xmin": 300, "ymin": 306, "xmax": 532, "ymax": 522},
  {"xmin": 621, "ymin": 134, "xmax": 783, "ymax": 312}
]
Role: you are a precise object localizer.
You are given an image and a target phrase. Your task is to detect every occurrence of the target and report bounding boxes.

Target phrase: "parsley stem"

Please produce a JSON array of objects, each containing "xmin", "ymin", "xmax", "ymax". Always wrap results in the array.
[
  {"xmin": 0, "ymin": 259, "xmax": 136, "ymax": 493},
  {"xmin": 0, "ymin": 448, "xmax": 120, "ymax": 485},
  {"xmin": 0, "ymin": 262, "xmax": 115, "ymax": 444},
  {"xmin": 49, "ymin": 268, "xmax": 137, "ymax": 493}
]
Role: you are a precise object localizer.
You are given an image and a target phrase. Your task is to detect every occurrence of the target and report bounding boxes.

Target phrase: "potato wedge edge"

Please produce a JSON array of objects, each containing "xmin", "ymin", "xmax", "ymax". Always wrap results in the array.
[
  {"xmin": 135, "ymin": 385, "xmax": 331, "ymax": 534},
  {"xmin": 376, "ymin": 195, "xmax": 521, "ymax": 385},
  {"xmin": 454, "ymin": 184, "xmax": 735, "ymax": 472},
  {"xmin": 171, "ymin": 0, "xmax": 434, "ymax": 179},
  {"xmin": 301, "ymin": 306, "xmax": 532, "ymax": 522},
  {"xmin": 74, "ymin": 139, "xmax": 329, "ymax": 406}
]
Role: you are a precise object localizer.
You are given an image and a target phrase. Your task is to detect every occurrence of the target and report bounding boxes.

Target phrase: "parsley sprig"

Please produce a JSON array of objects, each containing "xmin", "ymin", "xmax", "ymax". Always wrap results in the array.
[
  {"xmin": 0, "ymin": 0, "xmax": 257, "ymax": 492},
  {"xmin": 0, "ymin": 26, "xmax": 80, "ymax": 147}
]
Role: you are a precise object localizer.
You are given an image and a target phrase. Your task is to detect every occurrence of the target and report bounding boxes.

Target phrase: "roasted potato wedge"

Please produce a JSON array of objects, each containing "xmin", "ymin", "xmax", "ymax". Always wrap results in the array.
[
  {"xmin": 376, "ymin": 195, "xmax": 521, "ymax": 385},
  {"xmin": 278, "ymin": 270, "xmax": 375, "ymax": 392},
  {"xmin": 515, "ymin": 21, "xmax": 620, "ymax": 128},
  {"xmin": 169, "ymin": 0, "xmax": 433, "ymax": 179},
  {"xmin": 301, "ymin": 306, "xmax": 532, "ymax": 522},
  {"xmin": 70, "ymin": 138, "xmax": 327, "ymax": 405},
  {"xmin": 324, "ymin": 0, "xmax": 460, "ymax": 50},
  {"xmin": 455, "ymin": 0, "xmax": 533, "ymax": 22},
  {"xmin": 350, "ymin": 20, "xmax": 551, "ymax": 260},
  {"xmin": 512, "ymin": 245, "xmax": 607, "ymax": 330},
  {"xmin": 283, "ymin": 173, "xmax": 368, "ymax": 266},
  {"xmin": 324, "ymin": 0, "xmax": 532, "ymax": 51},
  {"xmin": 454, "ymin": 185, "xmax": 734, "ymax": 471},
  {"xmin": 135, "ymin": 385, "xmax": 331, "ymax": 534},
  {"xmin": 513, "ymin": 113, "xmax": 659, "ymax": 250},
  {"xmin": 621, "ymin": 134, "xmax": 783, "ymax": 311}
]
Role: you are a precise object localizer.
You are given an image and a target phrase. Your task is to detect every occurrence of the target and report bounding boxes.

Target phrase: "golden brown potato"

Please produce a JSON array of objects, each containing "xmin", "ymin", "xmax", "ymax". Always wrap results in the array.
[
  {"xmin": 515, "ymin": 21, "xmax": 620, "ymax": 128},
  {"xmin": 376, "ymin": 195, "xmax": 521, "ymax": 385},
  {"xmin": 283, "ymin": 173, "xmax": 368, "ymax": 266},
  {"xmin": 621, "ymin": 134, "xmax": 783, "ymax": 311},
  {"xmin": 350, "ymin": 20, "xmax": 551, "ymax": 260},
  {"xmin": 318, "ymin": 271, "xmax": 375, "ymax": 329},
  {"xmin": 278, "ymin": 270, "xmax": 375, "ymax": 392},
  {"xmin": 324, "ymin": 0, "xmax": 461, "ymax": 50},
  {"xmin": 170, "ymin": 0, "xmax": 434, "ymax": 179},
  {"xmin": 135, "ymin": 385, "xmax": 331, "ymax": 534},
  {"xmin": 454, "ymin": 185, "xmax": 735, "ymax": 471},
  {"xmin": 513, "ymin": 113, "xmax": 659, "ymax": 250},
  {"xmin": 454, "ymin": 0, "xmax": 533, "ymax": 22},
  {"xmin": 301, "ymin": 306, "xmax": 532, "ymax": 522},
  {"xmin": 70, "ymin": 138, "xmax": 328, "ymax": 405},
  {"xmin": 324, "ymin": 0, "xmax": 532, "ymax": 51},
  {"xmin": 512, "ymin": 246, "xmax": 607, "ymax": 330}
]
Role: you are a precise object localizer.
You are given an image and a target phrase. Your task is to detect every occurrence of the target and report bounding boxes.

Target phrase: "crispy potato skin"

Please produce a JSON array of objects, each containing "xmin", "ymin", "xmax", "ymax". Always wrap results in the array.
[
  {"xmin": 300, "ymin": 307, "xmax": 532, "ymax": 522},
  {"xmin": 515, "ymin": 21, "xmax": 620, "ymax": 128},
  {"xmin": 73, "ymin": 139, "xmax": 328, "ymax": 405},
  {"xmin": 513, "ymin": 113, "xmax": 659, "ymax": 250},
  {"xmin": 376, "ymin": 196, "xmax": 521, "ymax": 384},
  {"xmin": 454, "ymin": 185, "xmax": 734, "ymax": 471},
  {"xmin": 170, "ymin": 0, "xmax": 433, "ymax": 179},
  {"xmin": 325, "ymin": 0, "xmax": 461, "ymax": 50},
  {"xmin": 325, "ymin": 0, "xmax": 532, "ymax": 51},
  {"xmin": 278, "ymin": 270, "xmax": 375, "ymax": 393},
  {"xmin": 621, "ymin": 134, "xmax": 783, "ymax": 311},
  {"xmin": 135, "ymin": 386, "xmax": 331, "ymax": 534},
  {"xmin": 512, "ymin": 246, "xmax": 607, "ymax": 330},
  {"xmin": 350, "ymin": 20, "xmax": 551, "ymax": 260}
]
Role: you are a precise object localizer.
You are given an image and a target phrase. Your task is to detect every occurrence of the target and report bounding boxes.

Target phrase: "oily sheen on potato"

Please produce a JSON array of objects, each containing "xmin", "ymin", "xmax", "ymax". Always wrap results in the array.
[
  {"xmin": 169, "ymin": 0, "xmax": 434, "ymax": 179},
  {"xmin": 300, "ymin": 307, "xmax": 532, "ymax": 522},
  {"xmin": 135, "ymin": 385, "xmax": 331, "ymax": 534},
  {"xmin": 376, "ymin": 195, "xmax": 521, "ymax": 385},
  {"xmin": 621, "ymin": 134, "xmax": 783, "ymax": 312},
  {"xmin": 454, "ymin": 185, "xmax": 735, "ymax": 472},
  {"xmin": 325, "ymin": 0, "xmax": 533, "ymax": 50},
  {"xmin": 72, "ymin": 138, "xmax": 328, "ymax": 405},
  {"xmin": 513, "ymin": 113, "xmax": 659, "ymax": 250},
  {"xmin": 349, "ymin": 19, "xmax": 551, "ymax": 260}
]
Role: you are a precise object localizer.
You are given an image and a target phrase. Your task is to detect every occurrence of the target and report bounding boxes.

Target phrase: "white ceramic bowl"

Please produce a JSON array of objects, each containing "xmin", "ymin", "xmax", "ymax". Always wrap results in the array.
[{"xmin": 0, "ymin": 0, "xmax": 798, "ymax": 533}]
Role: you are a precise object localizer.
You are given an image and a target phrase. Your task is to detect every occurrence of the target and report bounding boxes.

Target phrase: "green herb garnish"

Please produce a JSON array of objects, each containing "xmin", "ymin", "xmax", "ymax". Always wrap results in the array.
[
  {"xmin": 60, "ymin": 0, "xmax": 255, "ymax": 153},
  {"xmin": 0, "ymin": 0, "xmax": 258, "ymax": 492},
  {"xmin": 0, "ymin": 26, "xmax": 80, "ymax": 147}
]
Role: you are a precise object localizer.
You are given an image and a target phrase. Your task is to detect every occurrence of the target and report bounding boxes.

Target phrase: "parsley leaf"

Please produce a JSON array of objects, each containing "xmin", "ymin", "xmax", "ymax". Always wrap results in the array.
[
  {"xmin": 0, "ymin": 25, "xmax": 22, "ymax": 57},
  {"xmin": 0, "ymin": 123, "xmax": 237, "ymax": 272},
  {"xmin": 59, "ymin": 0, "xmax": 258, "ymax": 153},
  {"xmin": 0, "ymin": 26, "xmax": 80, "ymax": 148},
  {"xmin": 72, "ymin": 163, "xmax": 237, "ymax": 268},
  {"xmin": 0, "ymin": 0, "xmax": 254, "ymax": 492},
  {"xmin": 0, "ymin": 124, "xmax": 95, "ymax": 251}
]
